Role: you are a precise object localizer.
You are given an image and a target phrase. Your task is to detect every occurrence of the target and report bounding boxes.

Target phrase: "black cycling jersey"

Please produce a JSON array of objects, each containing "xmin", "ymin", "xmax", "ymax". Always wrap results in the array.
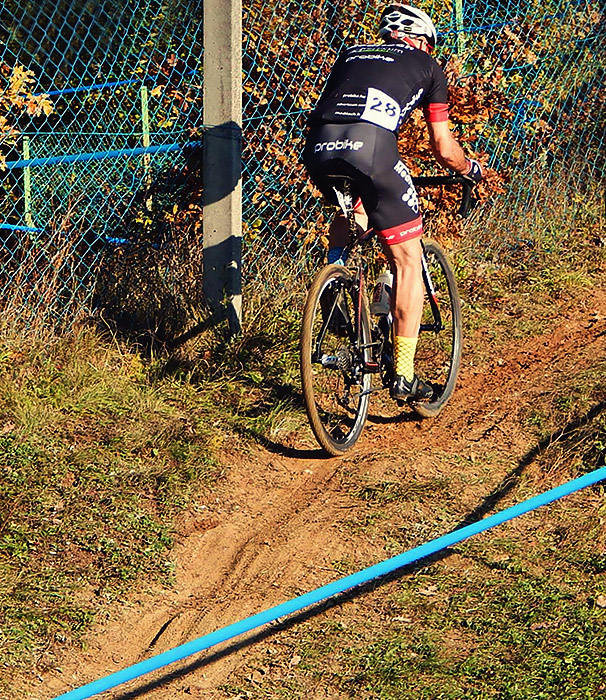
[
  {"xmin": 308, "ymin": 41, "xmax": 449, "ymax": 133},
  {"xmin": 304, "ymin": 39, "xmax": 451, "ymax": 244}
]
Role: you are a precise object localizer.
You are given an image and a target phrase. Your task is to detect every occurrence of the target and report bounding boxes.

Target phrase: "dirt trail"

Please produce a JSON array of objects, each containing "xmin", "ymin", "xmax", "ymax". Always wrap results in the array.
[{"xmin": 17, "ymin": 287, "xmax": 606, "ymax": 700}]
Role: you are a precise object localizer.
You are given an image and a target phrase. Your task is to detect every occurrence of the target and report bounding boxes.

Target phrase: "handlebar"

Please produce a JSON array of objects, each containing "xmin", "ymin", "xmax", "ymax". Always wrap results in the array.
[{"xmin": 412, "ymin": 174, "xmax": 473, "ymax": 217}]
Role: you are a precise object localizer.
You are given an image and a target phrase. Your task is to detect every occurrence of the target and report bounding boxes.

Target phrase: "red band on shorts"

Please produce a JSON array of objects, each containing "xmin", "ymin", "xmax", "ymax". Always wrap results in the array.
[
  {"xmin": 353, "ymin": 197, "xmax": 364, "ymax": 214},
  {"xmin": 376, "ymin": 216, "xmax": 423, "ymax": 246}
]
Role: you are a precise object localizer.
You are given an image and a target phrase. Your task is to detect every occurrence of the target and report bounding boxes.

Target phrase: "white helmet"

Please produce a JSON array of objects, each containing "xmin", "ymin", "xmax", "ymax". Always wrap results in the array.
[{"xmin": 378, "ymin": 4, "xmax": 438, "ymax": 49}]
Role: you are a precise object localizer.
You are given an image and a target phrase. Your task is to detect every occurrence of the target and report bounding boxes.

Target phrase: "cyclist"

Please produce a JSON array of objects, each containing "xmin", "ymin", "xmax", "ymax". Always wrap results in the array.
[{"xmin": 303, "ymin": 3, "xmax": 483, "ymax": 401}]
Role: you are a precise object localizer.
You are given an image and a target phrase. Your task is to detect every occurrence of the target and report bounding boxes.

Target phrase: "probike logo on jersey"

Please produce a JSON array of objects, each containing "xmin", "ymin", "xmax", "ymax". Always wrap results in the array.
[{"xmin": 314, "ymin": 138, "xmax": 364, "ymax": 154}]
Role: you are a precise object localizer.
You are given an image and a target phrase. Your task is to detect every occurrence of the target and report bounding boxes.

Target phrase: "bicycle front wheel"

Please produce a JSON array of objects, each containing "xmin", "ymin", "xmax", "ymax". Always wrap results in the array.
[
  {"xmin": 300, "ymin": 264, "xmax": 372, "ymax": 456},
  {"xmin": 413, "ymin": 240, "xmax": 462, "ymax": 418}
]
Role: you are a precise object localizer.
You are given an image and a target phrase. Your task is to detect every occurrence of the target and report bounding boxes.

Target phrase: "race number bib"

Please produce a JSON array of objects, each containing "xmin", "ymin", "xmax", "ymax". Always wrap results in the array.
[{"xmin": 360, "ymin": 87, "xmax": 400, "ymax": 131}]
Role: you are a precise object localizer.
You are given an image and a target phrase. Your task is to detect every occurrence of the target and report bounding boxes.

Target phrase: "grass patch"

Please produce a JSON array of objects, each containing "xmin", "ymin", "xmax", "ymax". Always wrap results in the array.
[
  {"xmin": 0, "ymin": 282, "xmax": 308, "ymax": 676},
  {"xmin": 0, "ymin": 328, "xmax": 219, "ymax": 671},
  {"xmin": 355, "ymin": 476, "xmax": 452, "ymax": 505},
  {"xmin": 161, "ymin": 282, "xmax": 309, "ymax": 445},
  {"xmin": 453, "ymin": 171, "xmax": 605, "ymax": 358}
]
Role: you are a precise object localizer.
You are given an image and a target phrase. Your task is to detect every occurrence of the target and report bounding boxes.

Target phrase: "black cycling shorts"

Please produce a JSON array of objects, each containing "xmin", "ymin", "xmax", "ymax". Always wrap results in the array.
[{"xmin": 303, "ymin": 122, "xmax": 423, "ymax": 245}]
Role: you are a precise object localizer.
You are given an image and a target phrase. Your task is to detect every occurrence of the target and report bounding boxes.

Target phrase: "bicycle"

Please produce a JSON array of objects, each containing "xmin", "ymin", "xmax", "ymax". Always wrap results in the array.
[{"xmin": 299, "ymin": 174, "xmax": 472, "ymax": 456}]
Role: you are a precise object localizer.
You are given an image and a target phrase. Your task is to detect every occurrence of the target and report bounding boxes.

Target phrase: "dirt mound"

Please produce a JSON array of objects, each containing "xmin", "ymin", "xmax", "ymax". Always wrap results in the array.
[{"xmin": 15, "ymin": 287, "xmax": 606, "ymax": 700}]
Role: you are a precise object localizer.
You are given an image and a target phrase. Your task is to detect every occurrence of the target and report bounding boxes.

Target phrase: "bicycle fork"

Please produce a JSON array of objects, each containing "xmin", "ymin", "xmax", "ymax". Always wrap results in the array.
[
  {"xmin": 420, "ymin": 248, "xmax": 443, "ymax": 333},
  {"xmin": 353, "ymin": 266, "xmax": 382, "ymax": 375}
]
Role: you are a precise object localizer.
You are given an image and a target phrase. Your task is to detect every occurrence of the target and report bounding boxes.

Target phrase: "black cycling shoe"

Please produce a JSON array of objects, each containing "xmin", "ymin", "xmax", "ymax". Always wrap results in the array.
[{"xmin": 390, "ymin": 374, "xmax": 433, "ymax": 401}]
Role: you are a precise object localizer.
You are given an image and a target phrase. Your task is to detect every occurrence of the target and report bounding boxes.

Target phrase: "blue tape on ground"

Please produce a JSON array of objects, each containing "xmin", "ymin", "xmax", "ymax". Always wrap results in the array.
[{"xmin": 53, "ymin": 466, "xmax": 606, "ymax": 700}]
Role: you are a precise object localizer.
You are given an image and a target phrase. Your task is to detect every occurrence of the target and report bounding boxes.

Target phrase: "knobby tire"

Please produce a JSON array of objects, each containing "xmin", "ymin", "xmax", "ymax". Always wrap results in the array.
[
  {"xmin": 413, "ymin": 240, "xmax": 462, "ymax": 418},
  {"xmin": 300, "ymin": 265, "xmax": 371, "ymax": 456}
]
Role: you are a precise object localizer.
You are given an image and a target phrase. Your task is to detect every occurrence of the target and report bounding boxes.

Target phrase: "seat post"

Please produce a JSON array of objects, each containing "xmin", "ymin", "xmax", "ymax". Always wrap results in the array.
[{"xmin": 330, "ymin": 176, "xmax": 358, "ymax": 243}]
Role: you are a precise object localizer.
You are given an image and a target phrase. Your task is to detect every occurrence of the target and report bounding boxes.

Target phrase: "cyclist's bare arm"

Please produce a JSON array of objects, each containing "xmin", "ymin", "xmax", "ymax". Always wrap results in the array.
[{"xmin": 427, "ymin": 120, "xmax": 469, "ymax": 174}]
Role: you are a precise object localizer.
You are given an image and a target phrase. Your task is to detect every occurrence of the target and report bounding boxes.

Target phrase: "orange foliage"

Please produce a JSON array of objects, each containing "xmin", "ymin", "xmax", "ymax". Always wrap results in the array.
[
  {"xmin": 0, "ymin": 63, "xmax": 53, "ymax": 169},
  {"xmin": 241, "ymin": 2, "xmax": 513, "ymax": 250},
  {"xmin": 397, "ymin": 57, "xmax": 509, "ymax": 241}
]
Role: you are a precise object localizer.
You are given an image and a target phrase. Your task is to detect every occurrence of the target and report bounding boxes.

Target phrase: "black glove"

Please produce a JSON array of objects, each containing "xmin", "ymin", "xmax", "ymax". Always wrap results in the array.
[{"xmin": 462, "ymin": 158, "xmax": 483, "ymax": 186}]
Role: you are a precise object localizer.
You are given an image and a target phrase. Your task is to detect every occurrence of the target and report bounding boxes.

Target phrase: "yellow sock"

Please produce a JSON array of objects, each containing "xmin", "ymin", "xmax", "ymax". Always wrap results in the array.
[{"xmin": 393, "ymin": 335, "xmax": 417, "ymax": 382}]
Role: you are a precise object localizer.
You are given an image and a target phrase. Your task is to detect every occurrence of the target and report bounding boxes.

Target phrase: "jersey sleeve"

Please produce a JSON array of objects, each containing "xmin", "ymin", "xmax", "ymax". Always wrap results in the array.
[{"xmin": 422, "ymin": 62, "xmax": 449, "ymax": 123}]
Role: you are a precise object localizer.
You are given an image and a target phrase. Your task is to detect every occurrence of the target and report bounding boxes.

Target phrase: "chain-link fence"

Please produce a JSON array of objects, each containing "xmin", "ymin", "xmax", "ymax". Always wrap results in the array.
[{"xmin": 1, "ymin": 0, "xmax": 604, "ymax": 335}]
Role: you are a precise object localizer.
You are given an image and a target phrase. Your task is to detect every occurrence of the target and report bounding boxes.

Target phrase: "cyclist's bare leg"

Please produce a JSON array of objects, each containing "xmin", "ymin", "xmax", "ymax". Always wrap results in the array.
[
  {"xmin": 381, "ymin": 237, "xmax": 423, "ymax": 338},
  {"xmin": 380, "ymin": 235, "xmax": 432, "ymax": 399},
  {"xmin": 328, "ymin": 209, "xmax": 369, "ymax": 250}
]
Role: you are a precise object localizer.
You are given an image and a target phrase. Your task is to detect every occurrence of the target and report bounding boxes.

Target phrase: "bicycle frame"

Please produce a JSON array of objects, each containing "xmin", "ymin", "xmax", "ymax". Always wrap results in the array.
[
  {"xmin": 330, "ymin": 178, "xmax": 381, "ymax": 374},
  {"xmin": 300, "ymin": 173, "xmax": 468, "ymax": 453},
  {"xmin": 333, "ymin": 173, "xmax": 470, "ymax": 362}
]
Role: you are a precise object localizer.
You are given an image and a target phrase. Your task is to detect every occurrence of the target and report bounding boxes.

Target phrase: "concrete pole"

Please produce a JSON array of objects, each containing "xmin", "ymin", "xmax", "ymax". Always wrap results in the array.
[{"xmin": 203, "ymin": 0, "xmax": 243, "ymax": 335}]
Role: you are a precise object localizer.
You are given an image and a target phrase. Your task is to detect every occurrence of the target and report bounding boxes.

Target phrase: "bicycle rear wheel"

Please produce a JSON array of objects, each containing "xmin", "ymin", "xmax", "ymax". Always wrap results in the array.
[
  {"xmin": 300, "ymin": 264, "xmax": 372, "ymax": 455},
  {"xmin": 413, "ymin": 240, "xmax": 462, "ymax": 418}
]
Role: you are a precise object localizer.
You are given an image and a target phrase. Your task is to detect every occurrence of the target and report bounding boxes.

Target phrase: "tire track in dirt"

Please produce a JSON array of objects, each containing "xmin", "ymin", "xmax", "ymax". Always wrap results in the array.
[
  {"xmin": 33, "ymin": 453, "xmax": 367, "ymax": 698},
  {"xmin": 18, "ymin": 287, "xmax": 606, "ymax": 700}
]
